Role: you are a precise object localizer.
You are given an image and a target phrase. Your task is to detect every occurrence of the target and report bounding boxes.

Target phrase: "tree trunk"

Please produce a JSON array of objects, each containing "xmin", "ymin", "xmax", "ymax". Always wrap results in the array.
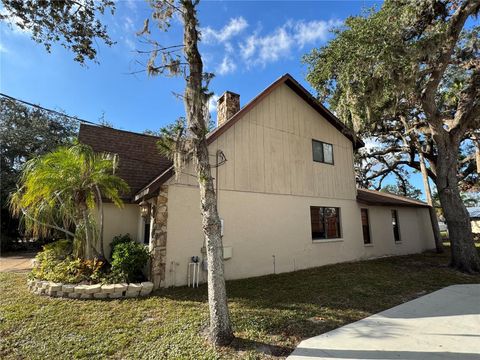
[
  {"xmin": 419, "ymin": 153, "xmax": 444, "ymax": 253},
  {"xmin": 82, "ymin": 207, "xmax": 93, "ymax": 260},
  {"xmin": 182, "ymin": 0, "xmax": 233, "ymax": 346},
  {"xmin": 435, "ymin": 137, "xmax": 480, "ymax": 273}
]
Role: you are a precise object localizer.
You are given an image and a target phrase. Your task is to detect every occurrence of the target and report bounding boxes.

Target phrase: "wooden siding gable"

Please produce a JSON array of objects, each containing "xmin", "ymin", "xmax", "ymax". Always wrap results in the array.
[
  {"xmin": 202, "ymin": 82, "xmax": 358, "ymax": 200},
  {"xmin": 135, "ymin": 73, "xmax": 362, "ymax": 200}
]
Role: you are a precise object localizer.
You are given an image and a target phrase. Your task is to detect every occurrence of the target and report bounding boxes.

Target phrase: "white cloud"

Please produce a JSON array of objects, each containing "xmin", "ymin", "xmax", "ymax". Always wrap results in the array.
[
  {"xmin": 224, "ymin": 42, "xmax": 234, "ymax": 54},
  {"xmin": 293, "ymin": 19, "xmax": 341, "ymax": 47},
  {"xmin": 124, "ymin": 37, "xmax": 135, "ymax": 50},
  {"xmin": 239, "ymin": 19, "xmax": 340, "ymax": 66},
  {"xmin": 208, "ymin": 94, "xmax": 220, "ymax": 113},
  {"xmin": 255, "ymin": 27, "xmax": 294, "ymax": 65},
  {"xmin": 124, "ymin": 16, "xmax": 135, "ymax": 32},
  {"xmin": 239, "ymin": 35, "xmax": 256, "ymax": 60},
  {"xmin": 0, "ymin": 8, "xmax": 30, "ymax": 35},
  {"xmin": 216, "ymin": 55, "xmax": 237, "ymax": 75},
  {"xmin": 202, "ymin": 17, "xmax": 248, "ymax": 44},
  {"xmin": 125, "ymin": 0, "xmax": 137, "ymax": 11}
]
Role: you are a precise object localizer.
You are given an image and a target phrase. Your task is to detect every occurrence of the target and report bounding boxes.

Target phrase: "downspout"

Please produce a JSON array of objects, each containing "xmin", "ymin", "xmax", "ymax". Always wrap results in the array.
[{"xmin": 95, "ymin": 185, "xmax": 105, "ymax": 258}]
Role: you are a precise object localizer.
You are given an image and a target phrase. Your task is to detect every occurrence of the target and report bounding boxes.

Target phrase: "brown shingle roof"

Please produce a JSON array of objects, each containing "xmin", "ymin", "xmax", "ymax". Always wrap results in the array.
[
  {"xmin": 78, "ymin": 123, "xmax": 172, "ymax": 201},
  {"xmin": 357, "ymin": 188, "xmax": 430, "ymax": 207}
]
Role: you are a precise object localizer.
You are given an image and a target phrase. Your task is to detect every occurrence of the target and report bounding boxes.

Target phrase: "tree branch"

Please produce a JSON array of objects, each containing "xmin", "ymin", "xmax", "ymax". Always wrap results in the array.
[
  {"xmin": 21, "ymin": 209, "xmax": 75, "ymax": 238},
  {"xmin": 450, "ymin": 67, "xmax": 480, "ymax": 141},
  {"xmin": 421, "ymin": 0, "xmax": 478, "ymax": 128}
]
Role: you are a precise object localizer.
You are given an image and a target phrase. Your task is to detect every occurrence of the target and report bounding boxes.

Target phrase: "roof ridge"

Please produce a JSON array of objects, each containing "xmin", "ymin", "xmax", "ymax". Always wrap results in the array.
[
  {"xmin": 206, "ymin": 74, "xmax": 364, "ymax": 149},
  {"xmin": 80, "ymin": 123, "xmax": 161, "ymax": 140}
]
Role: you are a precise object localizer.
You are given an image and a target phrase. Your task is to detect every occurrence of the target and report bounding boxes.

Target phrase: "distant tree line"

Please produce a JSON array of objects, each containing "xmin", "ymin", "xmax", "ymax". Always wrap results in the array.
[{"xmin": 0, "ymin": 97, "xmax": 78, "ymax": 251}]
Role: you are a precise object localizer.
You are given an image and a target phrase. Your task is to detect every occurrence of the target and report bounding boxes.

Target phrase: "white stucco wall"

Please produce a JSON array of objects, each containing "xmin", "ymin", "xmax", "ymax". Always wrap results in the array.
[
  {"xmin": 99, "ymin": 203, "xmax": 141, "ymax": 258},
  {"xmin": 163, "ymin": 184, "xmax": 435, "ymax": 287},
  {"xmin": 472, "ymin": 220, "xmax": 480, "ymax": 234}
]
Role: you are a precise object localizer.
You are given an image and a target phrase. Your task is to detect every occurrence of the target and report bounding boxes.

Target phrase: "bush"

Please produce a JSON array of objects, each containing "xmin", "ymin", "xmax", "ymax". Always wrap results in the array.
[
  {"xmin": 31, "ymin": 256, "xmax": 106, "ymax": 284},
  {"xmin": 110, "ymin": 233, "xmax": 134, "ymax": 256},
  {"xmin": 30, "ymin": 236, "xmax": 149, "ymax": 284},
  {"xmin": 31, "ymin": 239, "xmax": 105, "ymax": 283},
  {"xmin": 110, "ymin": 241, "xmax": 150, "ymax": 283},
  {"xmin": 42, "ymin": 239, "xmax": 73, "ymax": 259}
]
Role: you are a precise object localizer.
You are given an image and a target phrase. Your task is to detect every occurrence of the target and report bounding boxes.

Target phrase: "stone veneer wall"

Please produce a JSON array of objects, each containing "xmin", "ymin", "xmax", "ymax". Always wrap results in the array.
[
  {"xmin": 27, "ymin": 279, "xmax": 154, "ymax": 299},
  {"xmin": 150, "ymin": 185, "xmax": 168, "ymax": 289},
  {"xmin": 217, "ymin": 91, "xmax": 240, "ymax": 127}
]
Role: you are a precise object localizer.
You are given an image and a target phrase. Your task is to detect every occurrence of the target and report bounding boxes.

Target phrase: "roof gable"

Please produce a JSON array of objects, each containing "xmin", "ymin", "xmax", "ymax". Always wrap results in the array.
[
  {"xmin": 134, "ymin": 74, "xmax": 364, "ymax": 199},
  {"xmin": 207, "ymin": 73, "xmax": 364, "ymax": 149},
  {"xmin": 78, "ymin": 124, "xmax": 172, "ymax": 200}
]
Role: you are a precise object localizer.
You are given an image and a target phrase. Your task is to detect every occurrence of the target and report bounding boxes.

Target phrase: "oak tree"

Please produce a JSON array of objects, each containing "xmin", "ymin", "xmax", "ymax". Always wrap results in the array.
[
  {"xmin": 304, "ymin": 0, "xmax": 480, "ymax": 272},
  {"xmin": 0, "ymin": 0, "xmax": 115, "ymax": 64}
]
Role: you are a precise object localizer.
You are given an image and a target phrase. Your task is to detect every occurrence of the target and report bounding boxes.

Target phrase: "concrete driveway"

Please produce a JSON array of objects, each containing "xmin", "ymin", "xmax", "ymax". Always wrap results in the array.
[
  {"xmin": 0, "ymin": 252, "xmax": 36, "ymax": 272},
  {"xmin": 289, "ymin": 285, "xmax": 480, "ymax": 360}
]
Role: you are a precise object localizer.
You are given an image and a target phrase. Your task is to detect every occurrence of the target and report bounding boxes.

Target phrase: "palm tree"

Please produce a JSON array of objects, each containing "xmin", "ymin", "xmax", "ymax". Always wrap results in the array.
[{"xmin": 10, "ymin": 143, "xmax": 129, "ymax": 259}]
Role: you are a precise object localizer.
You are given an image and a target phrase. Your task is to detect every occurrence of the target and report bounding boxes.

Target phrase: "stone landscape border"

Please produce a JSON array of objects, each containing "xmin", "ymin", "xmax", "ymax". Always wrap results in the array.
[{"xmin": 27, "ymin": 279, "xmax": 154, "ymax": 299}]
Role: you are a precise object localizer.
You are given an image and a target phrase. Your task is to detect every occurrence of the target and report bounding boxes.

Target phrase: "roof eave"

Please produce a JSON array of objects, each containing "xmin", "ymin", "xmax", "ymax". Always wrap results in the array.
[
  {"xmin": 133, "ymin": 166, "xmax": 174, "ymax": 202},
  {"xmin": 356, "ymin": 188, "xmax": 431, "ymax": 208},
  {"xmin": 356, "ymin": 198, "xmax": 430, "ymax": 208}
]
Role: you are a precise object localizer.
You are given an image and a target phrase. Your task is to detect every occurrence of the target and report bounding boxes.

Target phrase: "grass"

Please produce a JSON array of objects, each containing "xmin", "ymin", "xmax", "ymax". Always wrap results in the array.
[{"xmin": 1, "ymin": 248, "xmax": 479, "ymax": 359}]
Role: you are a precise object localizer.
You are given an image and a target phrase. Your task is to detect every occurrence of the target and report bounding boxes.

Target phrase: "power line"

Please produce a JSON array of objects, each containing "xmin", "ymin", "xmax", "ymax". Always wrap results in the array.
[
  {"xmin": 0, "ymin": 92, "xmax": 176, "ymax": 166},
  {"xmin": 0, "ymin": 92, "xmax": 100, "ymax": 126}
]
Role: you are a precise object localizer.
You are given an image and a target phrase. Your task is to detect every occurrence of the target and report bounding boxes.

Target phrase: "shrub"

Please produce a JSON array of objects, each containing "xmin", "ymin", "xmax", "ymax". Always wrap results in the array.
[
  {"xmin": 31, "ymin": 256, "xmax": 106, "ymax": 284},
  {"xmin": 31, "ymin": 240, "xmax": 105, "ymax": 283},
  {"xmin": 30, "ymin": 237, "xmax": 149, "ymax": 284},
  {"xmin": 110, "ymin": 233, "xmax": 134, "ymax": 256},
  {"xmin": 42, "ymin": 239, "xmax": 73, "ymax": 259},
  {"xmin": 110, "ymin": 241, "xmax": 150, "ymax": 283}
]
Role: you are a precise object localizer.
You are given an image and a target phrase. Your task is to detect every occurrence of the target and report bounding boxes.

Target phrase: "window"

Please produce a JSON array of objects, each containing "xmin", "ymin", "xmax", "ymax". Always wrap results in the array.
[
  {"xmin": 361, "ymin": 208, "xmax": 371, "ymax": 244},
  {"xmin": 312, "ymin": 140, "xmax": 334, "ymax": 164},
  {"xmin": 310, "ymin": 206, "xmax": 341, "ymax": 240},
  {"xmin": 391, "ymin": 210, "xmax": 400, "ymax": 242},
  {"xmin": 143, "ymin": 221, "xmax": 151, "ymax": 245}
]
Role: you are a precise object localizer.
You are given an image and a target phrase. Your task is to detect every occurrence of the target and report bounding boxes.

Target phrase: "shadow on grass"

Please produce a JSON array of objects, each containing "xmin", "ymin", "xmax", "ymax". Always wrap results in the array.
[
  {"xmin": 151, "ymin": 248, "xmax": 480, "ymax": 356},
  {"xmin": 227, "ymin": 337, "xmax": 294, "ymax": 357}
]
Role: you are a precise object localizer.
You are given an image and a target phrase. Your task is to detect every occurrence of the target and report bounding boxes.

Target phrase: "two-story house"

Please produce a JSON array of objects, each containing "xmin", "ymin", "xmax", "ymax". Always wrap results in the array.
[{"xmin": 79, "ymin": 74, "xmax": 435, "ymax": 289}]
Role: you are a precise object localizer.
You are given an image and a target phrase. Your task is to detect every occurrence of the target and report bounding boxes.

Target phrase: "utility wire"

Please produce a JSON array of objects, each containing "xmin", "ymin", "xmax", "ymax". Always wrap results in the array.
[
  {"xmin": 0, "ymin": 92, "xmax": 173, "ymax": 166},
  {"xmin": 0, "ymin": 92, "xmax": 101, "ymax": 126},
  {"xmin": 0, "ymin": 92, "xmax": 227, "ymax": 174}
]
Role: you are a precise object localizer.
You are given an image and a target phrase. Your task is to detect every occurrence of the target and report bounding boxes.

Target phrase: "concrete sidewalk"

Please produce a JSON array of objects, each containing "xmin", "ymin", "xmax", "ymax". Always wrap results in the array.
[
  {"xmin": 289, "ymin": 285, "xmax": 480, "ymax": 360},
  {"xmin": 0, "ymin": 252, "xmax": 36, "ymax": 272}
]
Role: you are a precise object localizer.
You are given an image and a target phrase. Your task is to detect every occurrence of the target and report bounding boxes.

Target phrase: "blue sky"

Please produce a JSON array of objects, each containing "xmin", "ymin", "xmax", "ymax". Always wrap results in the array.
[
  {"xmin": 2, "ymin": 0, "xmax": 432, "ymax": 197},
  {"xmin": 0, "ymin": 0, "xmax": 383, "ymax": 131}
]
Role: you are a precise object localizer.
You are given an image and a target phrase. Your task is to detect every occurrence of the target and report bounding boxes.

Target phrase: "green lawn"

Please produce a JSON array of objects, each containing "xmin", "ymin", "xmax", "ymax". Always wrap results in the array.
[{"xmin": 1, "ymin": 249, "xmax": 479, "ymax": 359}]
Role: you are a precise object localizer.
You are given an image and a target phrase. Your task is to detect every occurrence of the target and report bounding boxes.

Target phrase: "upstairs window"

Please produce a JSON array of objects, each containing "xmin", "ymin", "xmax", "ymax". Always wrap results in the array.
[
  {"xmin": 312, "ymin": 140, "xmax": 334, "ymax": 164},
  {"xmin": 361, "ymin": 208, "xmax": 371, "ymax": 244},
  {"xmin": 391, "ymin": 210, "xmax": 401, "ymax": 242},
  {"xmin": 310, "ymin": 206, "xmax": 341, "ymax": 240}
]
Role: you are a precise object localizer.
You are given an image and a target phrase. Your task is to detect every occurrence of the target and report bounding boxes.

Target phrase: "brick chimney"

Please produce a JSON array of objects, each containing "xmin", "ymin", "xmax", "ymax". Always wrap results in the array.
[{"xmin": 217, "ymin": 91, "xmax": 240, "ymax": 127}]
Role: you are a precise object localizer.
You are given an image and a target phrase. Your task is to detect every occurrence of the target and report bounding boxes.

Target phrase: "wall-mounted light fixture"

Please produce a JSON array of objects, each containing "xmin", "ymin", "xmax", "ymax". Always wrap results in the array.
[{"xmin": 139, "ymin": 200, "xmax": 150, "ymax": 219}]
